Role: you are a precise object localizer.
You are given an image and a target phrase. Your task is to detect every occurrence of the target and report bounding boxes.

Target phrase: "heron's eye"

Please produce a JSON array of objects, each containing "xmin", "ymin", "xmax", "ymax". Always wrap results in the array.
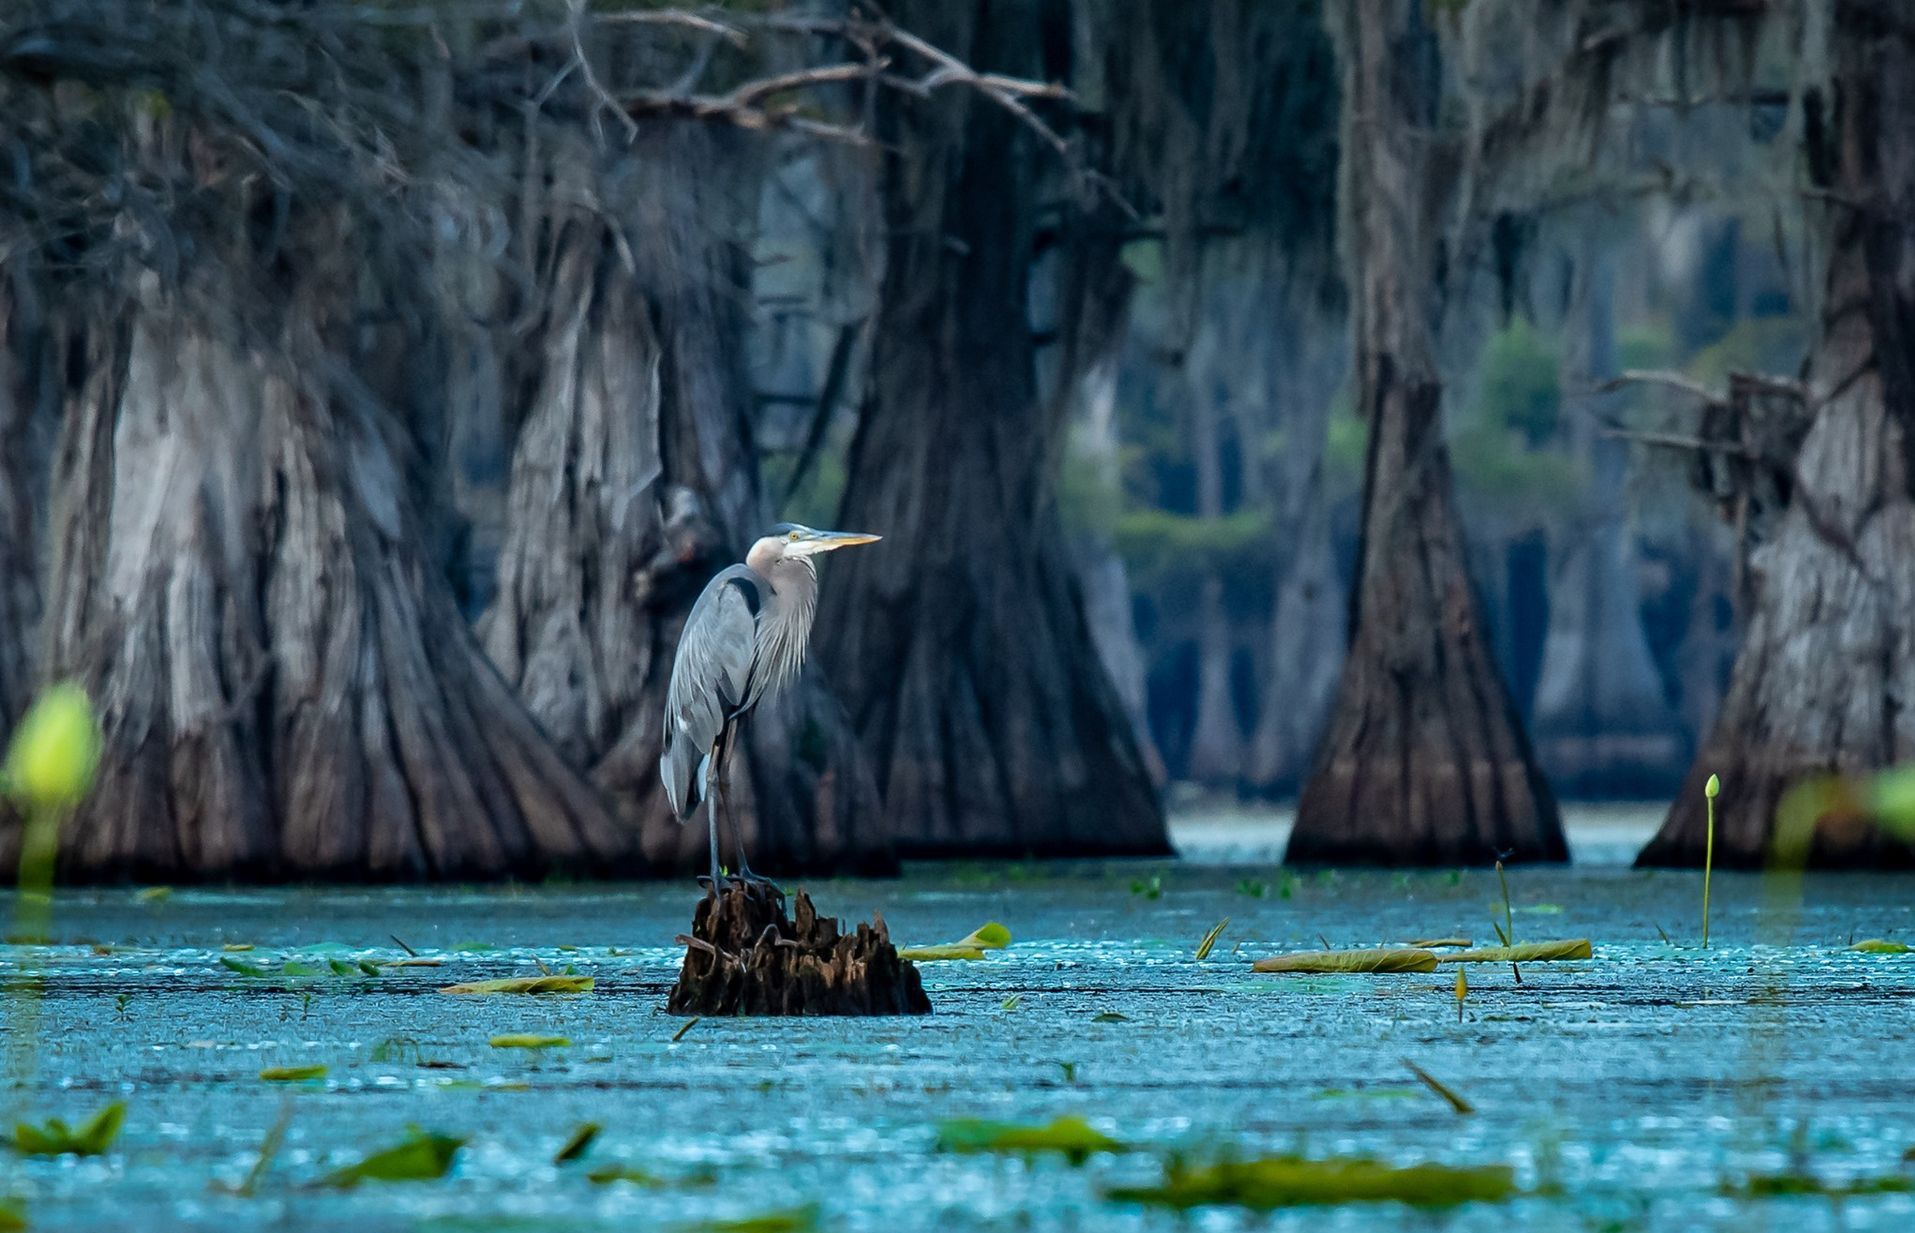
[{"xmin": 787, "ymin": 530, "xmax": 800, "ymax": 541}]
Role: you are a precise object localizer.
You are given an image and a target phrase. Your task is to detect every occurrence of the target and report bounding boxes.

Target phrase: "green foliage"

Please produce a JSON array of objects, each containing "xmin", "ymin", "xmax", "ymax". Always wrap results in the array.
[
  {"xmin": 935, "ymin": 1116, "xmax": 1125, "ymax": 1165},
  {"xmin": 1112, "ymin": 508, "xmax": 1273, "ymax": 584},
  {"xmin": 898, "ymin": 922, "xmax": 1011, "ymax": 963},
  {"xmin": 317, "ymin": 1126, "xmax": 464, "ymax": 1188},
  {"xmin": 489, "ymin": 1034, "xmax": 570, "ymax": 1049},
  {"xmin": 1473, "ymin": 318, "xmax": 1561, "ymax": 445},
  {"xmin": 1685, "ymin": 316, "xmax": 1806, "ymax": 390},
  {"xmin": 1107, "ymin": 1155, "xmax": 1518, "ymax": 1210},
  {"xmin": 259, "ymin": 1065, "xmax": 327, "ymax": 1082},
  {"xmin": 440, "ymin": 975, "xmax": 594, "ymax": 995},
  {"xmin": 10, "ymin": 1102, "xmax": 125, "ymax": 1157}
]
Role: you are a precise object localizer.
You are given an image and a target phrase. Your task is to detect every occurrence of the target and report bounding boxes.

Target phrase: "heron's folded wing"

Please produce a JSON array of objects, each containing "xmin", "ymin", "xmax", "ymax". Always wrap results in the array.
[{"xmin": 660, "ymin": 569, "xmax": 761, "ymax": 820}]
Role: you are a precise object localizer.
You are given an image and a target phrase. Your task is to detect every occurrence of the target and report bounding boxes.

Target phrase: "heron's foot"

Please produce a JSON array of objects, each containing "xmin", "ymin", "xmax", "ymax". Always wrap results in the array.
[{"xmin": 727, "ymin": 868, "xmax": 785, "ymax": 901}]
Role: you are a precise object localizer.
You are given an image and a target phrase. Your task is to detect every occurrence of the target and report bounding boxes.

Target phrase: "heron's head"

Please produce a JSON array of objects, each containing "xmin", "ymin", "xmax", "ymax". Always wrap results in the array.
[{"xmin": 748, "ymin": 523, "xmax": 881, "ymax": 572}]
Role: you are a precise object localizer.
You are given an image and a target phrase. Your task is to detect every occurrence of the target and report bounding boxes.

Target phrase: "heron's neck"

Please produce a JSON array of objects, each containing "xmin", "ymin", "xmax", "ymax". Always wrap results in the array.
[{"xmin": 759, "ymin": 554, "xmax": 819, "ymax": 692}]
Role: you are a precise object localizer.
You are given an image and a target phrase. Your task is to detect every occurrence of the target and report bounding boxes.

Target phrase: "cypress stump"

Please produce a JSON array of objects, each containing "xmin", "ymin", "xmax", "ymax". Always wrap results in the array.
[{"xmin": 668, "ymin": 883, "xmax": 931, "ymax": 1016}]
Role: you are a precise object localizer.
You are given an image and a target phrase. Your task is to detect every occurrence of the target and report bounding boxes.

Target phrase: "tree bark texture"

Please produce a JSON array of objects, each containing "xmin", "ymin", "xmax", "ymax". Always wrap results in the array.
[
  {"xmin": 1182, "ymin": 314, "xmax": 1247, "ymax": 786},
  {"xmin": 480, "ymin": 129, "xmax": 886, "ymax": 876},
  {"xmin": 1289, "ymin": 0, "xmax": 1565, "ymax": 866},
  {"xmin": 0, "ymin": 274, "xmax": 44, "ymax": 730},
  {"xmin": 818, "ymin": 0, "xmax": 1168, "ymax": 858},
  {"xmin": 1247, "ymin": 293, "xmax": 1349, "ymax": 796},
  {"xmin": 1532, "ymin": 247, "xmax": 1685, "ymax": 796},
  {"xmin": 1051, "ymin": 225, "xmax": 1166, "ymax": 785},
  {"xmin": 38, "ymin": 280, "xmax": 631, "ymax": 881},
  {"xmin": 1641, "ymin": 0, "xmax": 1915, "ymax": 868},
  {"xmin": 668, "ymin": 884, "xmax": 931, "ymax": 1017}
]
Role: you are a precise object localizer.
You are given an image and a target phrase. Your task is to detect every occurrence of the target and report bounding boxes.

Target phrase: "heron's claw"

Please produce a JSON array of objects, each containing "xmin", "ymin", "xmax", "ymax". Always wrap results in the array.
[{"xmin": 726, "ymin": 870, "xmax": 785, "ymax": 901}]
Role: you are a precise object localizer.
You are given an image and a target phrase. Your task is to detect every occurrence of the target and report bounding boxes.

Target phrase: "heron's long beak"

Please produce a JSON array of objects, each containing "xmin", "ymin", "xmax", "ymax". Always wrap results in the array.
[{"xmin": 804, "ymin": 529, "xmax": 881, "ymax": 553}]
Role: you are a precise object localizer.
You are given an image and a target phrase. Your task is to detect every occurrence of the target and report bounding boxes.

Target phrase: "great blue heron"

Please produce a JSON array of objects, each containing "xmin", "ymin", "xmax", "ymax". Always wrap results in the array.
[{"xmin": 661, "ymin": 522, "xmax": 879, "ymax": 888}]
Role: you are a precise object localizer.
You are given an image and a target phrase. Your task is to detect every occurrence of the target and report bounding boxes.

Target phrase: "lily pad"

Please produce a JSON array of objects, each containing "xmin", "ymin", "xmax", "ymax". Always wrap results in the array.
[
  {"xmin": 1850, "ymin": 938, "xmax": 1912, "ymax": 954},
  {"xmin": 0, "ymin": 1198, "xmax": 23, "ymax": 1231},
  {"xmin": 898, "ymin": 922, "xmax": 1011, "ymax": 963},
  {"xmin": 259, "ymin": 1065, "xmax": 327, "ymax": 1082},
  {"xmin": 935, "ymin": 1115, "xmax": 1123, "ymax": 1165},
  {"xmin": 1252, "ymin": 948, "xmax": 1438, "ymax": 974},
  {"xmin": 490, "ymin": 1034, "xmax": 570, "ymax": 1049},
  {"xmin": 10, "ymin": 1102, "xmax": 125, "ymax": 1157},
  {"xmin": 441, "ymin": 975, "xmax": 594, "ymax": 995},
  {"xmin": 1107, "ymin": 1156, "xmax": 1517, "ymax": 1210},
  {"xmin": 1438, "ymin": 939, "xmax": 1592, "ymax": 964},
  {"xmin": 316, "ymin": 1126, "xmax": 464, "ymax": 1188}
]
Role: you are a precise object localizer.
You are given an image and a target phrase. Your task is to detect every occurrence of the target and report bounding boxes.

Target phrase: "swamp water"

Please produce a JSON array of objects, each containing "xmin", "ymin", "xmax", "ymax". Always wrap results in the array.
[{"xmin": 2, "ymin": 809, "xmax": 1913, "ymax": 1231}]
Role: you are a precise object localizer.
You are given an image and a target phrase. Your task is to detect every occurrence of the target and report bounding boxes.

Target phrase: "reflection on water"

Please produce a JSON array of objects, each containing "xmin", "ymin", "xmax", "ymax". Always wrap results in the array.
[{"xmin": 1171, "ymin": 802, "xmax": 1664, "ymax": 867}]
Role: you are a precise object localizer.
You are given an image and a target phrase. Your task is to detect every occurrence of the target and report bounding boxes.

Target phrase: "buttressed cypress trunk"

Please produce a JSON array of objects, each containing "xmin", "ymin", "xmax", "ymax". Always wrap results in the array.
[
  {"xmin": 0, "ymin": 275, "xmax": 42, "ymax": 729},
  {"xmin": 480, "ymin": 128, "xmax": 885, "ymax": 875},
  {"xmin": 38, "ymin": 251, "xmax": 631, "ymax": 881},
  {"xmin": 1640, "ymin": 0, "xmax": 1915, "ymax": 869},
  {"xmin": 819, "ymin": 0, "xmax": 1167, "ymax": 857},
  {"xmin": 1289, "ymin": 0, "xmax": 1565, "ymax": 866}
]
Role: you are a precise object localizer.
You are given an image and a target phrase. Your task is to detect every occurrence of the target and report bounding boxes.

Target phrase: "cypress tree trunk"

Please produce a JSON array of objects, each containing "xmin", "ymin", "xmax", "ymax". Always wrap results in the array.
[
  {"xmin": 819, "ymin": 0, "xmax": 1167, "ymax": 857},
  {"xmin": 1247, "ymin": 299, "xmax": 1348, "ymax": 796},
  {"xmin": 1640, "ymin": 0, "xmax": 1915, "ymax": 868},
  {"xmin": 1183, "ymin": 318, "xmax": 1247, "ymax": 786},
  {"xmin": 1532, "ymin": 247, "xmax": 1685, "ymax": 796},
  {"xmin": 1289, "ymin": 0, "xmax": 1565, "ymax": 866},
  {"xmin": 40, "ymin": 267, "xmax": 630, "ymax": 881},
  {"xmin": 480, "ymin": 129, "xmax": 886, "ymax": 875},
  {"xmin": 0, "ymin": 275, "xmax": 41, "ymax": 728}
]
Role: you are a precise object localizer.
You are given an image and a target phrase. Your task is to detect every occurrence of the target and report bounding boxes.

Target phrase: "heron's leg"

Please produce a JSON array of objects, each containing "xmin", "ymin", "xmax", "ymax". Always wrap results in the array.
[
  {"xmin": 716, "ymin": 720, "xmax": 781, "ymax": 898},
  {"xmin": 700, "ymin": 726, "xmax": 730, "ymax": 893}
]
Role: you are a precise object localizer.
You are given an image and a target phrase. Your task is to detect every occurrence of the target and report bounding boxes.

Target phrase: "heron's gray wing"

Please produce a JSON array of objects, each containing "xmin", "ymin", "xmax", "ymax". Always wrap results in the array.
[{"xmin": 660, "ymin": 566, "xmax": 763, "ymax": 820}]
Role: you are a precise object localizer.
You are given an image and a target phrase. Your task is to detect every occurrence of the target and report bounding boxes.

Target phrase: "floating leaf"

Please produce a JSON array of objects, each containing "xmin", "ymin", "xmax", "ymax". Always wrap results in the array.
[
  {"xmin": 554, "ymin": 1122, "xmax": 600, "ymax": 1164},
  {"xmin": 450, "ymin": 941, "xmax": 497, "ymax": 953},
  {"xmin": 259, "ymin": 1065, "xmax": 327, "ymax": 1083},
  {"xmin": 134, "ymin": 887, "xmax": 172, "ymax": 904},
  {"xmin": 1091, "ymin": 1011, "xmax": 1129, "ymax": 1023},
  {"xmin": 10, "ymin": 1102, "xmax": 125, "ymax": 1157},
  {"xmin": 316, "ymin": 1127, "xmax": 464, "ymax": 1188},
  {"xmin": 588, "ymin": 1165, "xmax": 664, "ymax": 1187},
  {"xmin": 222, "ymin": 943, "xmax": 255, "ymax": 953},
  {"xmin": 1406, "ymin": 938, "xmax": 1472, "ymax": 949},
  {"xmin": 1000, "ymin": 995, "xmax": 1023, "ymax": 1011},
  {"xmin": 688, "ymin": 1204, "xmax": 821, "ymax": 1233},
  {"xmin": 1850, "ymin": 938, "xmax": 1913, "ymax": 954},
  {"xmin": 490, "ymin": 1034, "xmax": 570, "ymax": 1049},
  {"xmin": 898, "ymin": 922, "xmax": 1010, "ymax": 963},
  {"xmin": 1252, "ymin": 948, "xmax": 1438, "ymax": 974},
  {"xmin": 1403, "ymin": 1060, "xmax": 1473, "ymax": 1115},
  {"xmin": 221, "ymin": 956, "xmax": 271, "ymax": 978},
  {"xmin": 1724, "ymin": 1173, "xmax": 1913, "ymax": 1197},
  {"xmin": 0, "ymin": 1198, "xmax": 24, "ymax": 1231},
  {"xmin": 1107, "ymin": 1156, "xmax": 1517, "ymax": 1210},
  {"xmin": 1195, "ymin": 918, "xmax": 1229, "ymax": 961},
  {"xmin": 935, "ymin": 1115, "xmax": 1123, "ymax": 1165},
  {"xmin": 1438, "ymin": 940, "xmax": 1591, "ymax": 964},
  {"xmin": 1513, "ymin": 904, "xmax": 1563, "ymax": 915},
  {"xmin": 441, "ymin": 975, "xmax": 594, "ymax": 995}
]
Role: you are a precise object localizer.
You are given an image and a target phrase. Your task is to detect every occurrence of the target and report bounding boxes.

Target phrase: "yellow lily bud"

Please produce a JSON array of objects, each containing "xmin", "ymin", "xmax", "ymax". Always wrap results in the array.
[
  {"xmin": 1705, "ymin": 773, "xmax": 1720, "ymax": 799},
  {"xmin": 4, "ymin": 683, "xmax": 102, "ymax": 812}
]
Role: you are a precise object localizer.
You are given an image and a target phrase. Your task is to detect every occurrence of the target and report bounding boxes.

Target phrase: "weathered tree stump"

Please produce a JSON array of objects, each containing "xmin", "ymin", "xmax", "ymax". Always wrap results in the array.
[{"xmin": 667, "ymin": 884, "xmax": 931, "ymax": 1016}]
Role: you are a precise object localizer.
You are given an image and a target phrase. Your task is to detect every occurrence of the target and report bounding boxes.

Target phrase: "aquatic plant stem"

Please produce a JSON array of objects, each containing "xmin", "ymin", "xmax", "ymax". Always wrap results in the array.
[{"xmin": 1703, "ymin": 773, "xmax": 1720, "ymax": 948}]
